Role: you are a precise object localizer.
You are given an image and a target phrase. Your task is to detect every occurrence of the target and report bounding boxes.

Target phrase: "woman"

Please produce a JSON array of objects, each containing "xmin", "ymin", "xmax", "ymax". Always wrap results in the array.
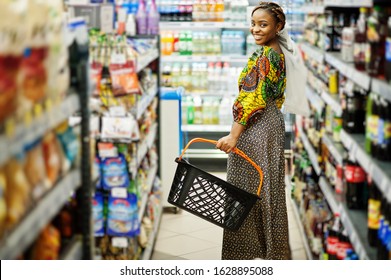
[{"xmin": 216, "ymin": 2, "xmax": 309, "ymax": 260}]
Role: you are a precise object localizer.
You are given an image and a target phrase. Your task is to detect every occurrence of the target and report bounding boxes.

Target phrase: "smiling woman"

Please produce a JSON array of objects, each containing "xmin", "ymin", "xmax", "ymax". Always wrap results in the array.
[{"xmin": 216, "ymin": 1, "xmax": 292, "ymax": 260}]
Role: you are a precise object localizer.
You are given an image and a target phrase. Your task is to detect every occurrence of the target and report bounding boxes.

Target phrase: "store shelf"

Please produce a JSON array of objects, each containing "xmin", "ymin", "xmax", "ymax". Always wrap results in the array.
[
  {"xmin": 0, "ymin": 94, "xmax": 80, "ymax": 167},
  {"xmin": 322, "ymin": 133, "xmax": 345, "ymax": 166},
  {"xmin": 297, "ymin": 126, "xmax": 322, "ymax": 176},
  {"xmin": 59, "ymin": 235, "xmax": 83, "ymax": 260},
  {"xmin": 306, "ymin": 85, "xmax": 325, "ymax": 115},
  {"xmin": 161, "ymin": 55, "xmax": 248, "ymax": 63},
  {"xmin": 318, "ymin": 177, "xmax": 376, "ymax": 260},
  {"xmin": 141, "ymin": 202, "xmax": 163, "ymax": 260},
  {"xmin": 182, "ymin": 124, "xmax": 231, "ymax": 132},
  {"xmin": 159, "ymin": 21, "xmax": 249, "ymax": 30},
  {"xmin": 300, "ymin": 42, "xmax": 324, "ymax": 64},
  {"xmin": 138, "ymin": 165, "xmax": 158, "ymax": 221},
  {"xmin": 137, "ymin": 84, "xmax": 159, "ymax": 120},
  {"xmin": 301, "ymin": 4, "xmax": 325, "ymax": 14},
  {"xmin": 137, "ymin": 48, "xmax": 159, "ymax": 73},
  {"xmin": 321, "ymin": 90, "xmax": 343, "ymax": 116},
  {"xmin": 324, "ymin": 0, "xmax": 372, "ymax": 7},
  {"xmin": 0, "ymin": 169, "xmax": 81, "ymax": 260},
  {"xmin": 286, "ymin": 176, "xmax": 313, "ymax": 260},
  {"xmin": 371, "ymin": 78, "xmax": 391, "ymax": 103},
  {"xmin": 325, "ymin": 52, "xmax": 371, "ymax": 91},
  {"xmin": 182, "ymin": 148, "xmax": 228, "ymax": 159},
  {"xmin": 137, "ymin": 122, "xmax": 158, "ymax": 167},
  {"xmin": 340, "ymin": 129, "xmax": 391, "ymax": 202}
]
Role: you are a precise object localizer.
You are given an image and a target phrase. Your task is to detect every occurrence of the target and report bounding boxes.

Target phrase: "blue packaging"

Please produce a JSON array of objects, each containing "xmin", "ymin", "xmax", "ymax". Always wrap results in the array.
[
  {"xmin": 92, "ymin": 192, "xmax": 105, "ymax": 237},
  {"xmin": 106, "ymin": 193, "xmax": 140, "ymax": 237},
  {"xmin": 101, "ymin": 155, "xmax": 130, "ymax": 190}
]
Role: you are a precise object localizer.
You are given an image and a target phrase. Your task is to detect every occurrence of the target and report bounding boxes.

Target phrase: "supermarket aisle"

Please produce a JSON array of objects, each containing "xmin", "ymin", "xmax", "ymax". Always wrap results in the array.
[{"xmin": 152, "ymin": 173, "xmax": 308, "ymax": 260}]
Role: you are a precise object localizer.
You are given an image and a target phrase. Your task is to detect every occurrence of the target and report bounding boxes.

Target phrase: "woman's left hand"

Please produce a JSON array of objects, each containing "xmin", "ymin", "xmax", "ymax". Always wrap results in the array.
[{"xmin": 216, "ymin": 134, "xmax": 238, "ymax": 154}]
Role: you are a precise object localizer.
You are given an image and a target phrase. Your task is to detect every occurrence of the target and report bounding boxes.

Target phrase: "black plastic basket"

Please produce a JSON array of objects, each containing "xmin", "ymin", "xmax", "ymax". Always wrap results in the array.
[{"xmin": 167, "ymin": 138, "xmax": 263, "ymax": 231}]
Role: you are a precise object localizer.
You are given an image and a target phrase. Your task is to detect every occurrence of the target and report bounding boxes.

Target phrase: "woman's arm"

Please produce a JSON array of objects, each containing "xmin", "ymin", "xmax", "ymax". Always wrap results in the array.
[{"xmin": 216, "ymin": 122, "xmax": 245, "ymax": 153}]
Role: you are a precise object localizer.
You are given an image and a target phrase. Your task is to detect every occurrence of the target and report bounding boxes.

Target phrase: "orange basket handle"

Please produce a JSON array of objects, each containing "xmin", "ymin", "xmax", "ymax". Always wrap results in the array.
[{"xmin": 178, "ymin": 137, "xmax": 263, "ymax": 197}]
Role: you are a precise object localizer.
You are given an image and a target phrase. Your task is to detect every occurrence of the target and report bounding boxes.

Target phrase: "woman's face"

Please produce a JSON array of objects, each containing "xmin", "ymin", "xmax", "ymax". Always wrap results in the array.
[{"xmin": 250, "ymin": 8, "xmax": 281, "ymax": 46}]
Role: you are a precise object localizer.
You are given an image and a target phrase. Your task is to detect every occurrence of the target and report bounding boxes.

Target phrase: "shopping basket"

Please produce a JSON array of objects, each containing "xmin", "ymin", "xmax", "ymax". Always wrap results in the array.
[{"xmin": 167, "ymin": 138, "xmax": 264, "ymax": 231}]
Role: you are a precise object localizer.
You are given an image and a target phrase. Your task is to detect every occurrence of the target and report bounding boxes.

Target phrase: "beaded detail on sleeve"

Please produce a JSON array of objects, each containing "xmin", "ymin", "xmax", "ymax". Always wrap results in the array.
[{"xmin": 233, "ymin": 46, "xmax": 286, "ymax": 126}]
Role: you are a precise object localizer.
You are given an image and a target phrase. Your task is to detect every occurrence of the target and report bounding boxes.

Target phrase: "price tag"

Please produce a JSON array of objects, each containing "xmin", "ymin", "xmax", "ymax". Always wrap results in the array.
[
  {"xmin": 111, "ymin": 237, "xmax": 128, "ymax": 248},
  {"xmin": 109, "ymin": 106, "xmax": 126, "ymax": 117},
  {"xmin": 110, "ymin": 52, "xmax": 126, "ymax": 65},
  {"xmin": 100, "ymin": 5, "xmax": 114, "ymax": 34},
  {"xmin": 111, "ymin": 187, "xmax": 128, "ymax": 199}
]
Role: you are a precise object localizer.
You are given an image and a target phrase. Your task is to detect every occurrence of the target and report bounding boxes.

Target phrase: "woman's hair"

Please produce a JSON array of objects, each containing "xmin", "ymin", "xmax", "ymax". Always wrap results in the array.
[{"xmin": 252, "ymin": 1, "xmax": 286, "ymax": 30}]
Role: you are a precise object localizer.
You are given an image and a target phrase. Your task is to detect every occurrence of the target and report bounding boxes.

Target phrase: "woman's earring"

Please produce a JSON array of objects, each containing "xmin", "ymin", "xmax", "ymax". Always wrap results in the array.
[{"xmin": 276, "ymin": 30, "xmax": 281, "ymax": 36}]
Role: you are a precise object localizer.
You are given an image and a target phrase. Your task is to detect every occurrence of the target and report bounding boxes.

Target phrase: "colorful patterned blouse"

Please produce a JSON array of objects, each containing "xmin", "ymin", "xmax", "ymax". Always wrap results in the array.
[{"xmin": 233, "ymin": 45, "xmax": 286, "ymax": 126}]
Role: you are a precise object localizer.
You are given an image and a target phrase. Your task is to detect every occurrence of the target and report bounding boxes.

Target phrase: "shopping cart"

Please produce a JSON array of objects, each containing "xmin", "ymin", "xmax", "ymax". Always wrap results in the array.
[{"xmin": 167, "ymin": 138, "xmax": 263, "ymax": 231}]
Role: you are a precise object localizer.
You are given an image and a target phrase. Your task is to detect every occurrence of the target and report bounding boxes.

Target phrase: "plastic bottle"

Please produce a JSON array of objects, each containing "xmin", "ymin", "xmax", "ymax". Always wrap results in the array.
[
  {"xmin": 181, "ymin": 96, "xmax": 188, "ymax": 124},
  {"xmin": 215, "ymin": 0, "xmax": 224, "ymax": 22},
  {"xmin": 386, "ymin": 17, "xmax": 391, "ymax": 83},
  {"xmin": 125, "ymin": 13, "xmax": 137, "ymax": 36},
  {"xmin": 366, "ymin": 6, "xmax": 387, "ymax": 78},
  {"xmin": 136, "ymin": 0, "xmax": 148, "ymax": 35},
  {"xmin": 193, "ymin": 96, "xmax": 203, "ymax": 124},
  {"xmin": 187, "ymin": 96, "xmax": 195, "ymax": 124},
  {"xmin": 185, "ymin": 30, "xmax": 193, "ymax": 55},
  {"xmin": 147, "ymin": 0, "xmax": 160, "ymax": 35},
  {"xmin": 354, "ymin": 8, "xmax": 368, "ymax": 71},
  {"xmin": 344, "ymin": 156, "xmax": 368, "ymax": 210},
  {"xmin": 207, "ymin": 0, "xmax": 216, "ymax": 22},
  {"xmin": 326, "ymin": 214, "xmax": 341, "ymax": 260},
  {"xmin": 367, "ymin": 175, "xmax": 382, "ymax": 247}
]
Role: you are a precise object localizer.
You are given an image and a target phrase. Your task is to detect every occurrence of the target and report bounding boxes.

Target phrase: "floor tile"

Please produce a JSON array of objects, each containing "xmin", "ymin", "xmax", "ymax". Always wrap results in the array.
[
  {"xmin": 291, "ymin": 248, "xmax": 308, "ymax": 260},
  {"xmin": 180, "ymin": 246, "xmax": 222, "ymax": 260},
  {"xmin": 154, "ymin": 234, "xmax": 218, "ymax": 256},
  {"xmin": 151, "ymin": 250, "xmax": 187, "ymax": 260},
  {"xmin": 160, "ymin": 213, "xmax": 214, "ymax": 234},
  {"xmin": 185, "ymin": 226, "xmax": 224, "ymax": 245},
  {"xmin": 155, "ymin": 228, "xmax": 180, "ymax": 240}
]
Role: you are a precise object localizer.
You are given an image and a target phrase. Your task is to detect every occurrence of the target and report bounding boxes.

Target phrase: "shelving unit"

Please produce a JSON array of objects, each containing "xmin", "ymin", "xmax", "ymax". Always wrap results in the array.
[
  {"xmin": 297, "ymin": 126, "xmax": 322, "ymax": 176},
  {"xmin": 141, "ymin": 203, "xmax": 163, "ymax": 260},
  {"xmin": 0, "ymin": 94, "xmax": 80, "ymax": 167},
  {"xmin": 182, "ymin": 124, "xmax": 231, "ymax": 133},
  {"xmin": 90, "ymin": 35, "xmax": 162, "ymax": 260},
  {"xmin": 0, "ymin": 170, "xmax": 81, "ymax": 259},
  {"xmin": 59, "ymin": 235, "xmax": 83, "ymax": 260},
  {"xmin": 159, "ymin": 21, "xmax": 249, "ymax": 30},
  {"xmin": 340, "ymin": 130, "xmax": 391, "ymax": 202},
  {"xmin": 161, "ymin": 55, "xmax": 248, "ymax": 63},
  {"xmin": 285, "ymin": 176, "xmax": 313, "ymax": 260}
]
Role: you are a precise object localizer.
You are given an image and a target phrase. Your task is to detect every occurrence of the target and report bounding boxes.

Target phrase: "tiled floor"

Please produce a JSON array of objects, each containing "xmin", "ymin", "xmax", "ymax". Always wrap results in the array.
[{"xmin": 152, "ymin": 172, "xmax": 308, "ymax": 260}]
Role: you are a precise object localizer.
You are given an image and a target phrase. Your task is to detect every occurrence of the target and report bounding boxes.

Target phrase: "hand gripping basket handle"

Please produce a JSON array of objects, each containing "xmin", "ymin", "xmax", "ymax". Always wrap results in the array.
[{"xmin": 178, "ymin": 137, "xmax": 264, "ymax": 197}]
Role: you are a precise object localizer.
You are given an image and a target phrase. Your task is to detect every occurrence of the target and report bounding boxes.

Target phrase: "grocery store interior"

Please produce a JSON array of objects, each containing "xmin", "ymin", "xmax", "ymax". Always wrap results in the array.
[{"xmin": 0, "ymin": 0, "xmax": 390, "ymax": 261}]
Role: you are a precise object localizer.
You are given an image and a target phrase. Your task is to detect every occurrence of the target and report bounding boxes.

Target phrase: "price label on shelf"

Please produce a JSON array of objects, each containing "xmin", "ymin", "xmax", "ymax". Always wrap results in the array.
[
  {"xmin": 111, "ymin": 237, "xmax": 128, "ymax": 248},
  {"xmin": 111, "ymin": 188, "xmax": 128, "ymax": 199}
]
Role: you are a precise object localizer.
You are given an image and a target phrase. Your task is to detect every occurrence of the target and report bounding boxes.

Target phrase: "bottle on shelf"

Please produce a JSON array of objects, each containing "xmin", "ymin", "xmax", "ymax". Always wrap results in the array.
[
  {"xmin": 354, "ymin": 7, "xmax": 368, "ymax": 72},
  {"xmin": 386, "ymin": 16, "xmax": 391, "ymax": 83},
  {"xmin": 371, "ymin": 94, "xmax": 380, "ymax": 158},
  {"xmin": 336, "ymin": 227, "xmax": 353, "ymax": 260},
  {"xmin": 377, "ymin": 98, "xmax": 391, "ymax": 162},
  {"xmin": 367, "ymin": 175, "xmax": 382, "ymax": 247},
  {"xmin": 366, "ymin": 6, "xmax": 387, "ymax": 79},
  {"xmin": 136, "ymin": 0, "xmax": 147, "ymax": 35},
  {"xmin": 147, "ymin": 0, "xmax": 160, "ymax": 35},
  {"xmin": 326, "ymin": 213, "xmax": 341, "ymax": 260},
  {"xmin": 377, "ymin": 198, "xmax": 390, "ymax": 259},
  {"xmin": 344, "ymin": 156, "xmax": 368, "ymax": 210},
  {"xmin": 341, "ymin": 83, "xmax": 367, "ymax": 134}
]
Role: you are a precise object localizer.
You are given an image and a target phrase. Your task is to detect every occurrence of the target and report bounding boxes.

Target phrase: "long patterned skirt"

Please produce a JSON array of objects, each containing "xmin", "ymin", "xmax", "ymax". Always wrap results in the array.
[{"xmin": 221, "ymin": 102, "xmax": 290, "ymax": 260}]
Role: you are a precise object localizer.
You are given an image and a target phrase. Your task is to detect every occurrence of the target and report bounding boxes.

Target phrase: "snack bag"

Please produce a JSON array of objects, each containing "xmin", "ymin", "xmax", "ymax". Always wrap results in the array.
[
  {"xmin": 92, "ymin": 191, "xmax": 105, "ymax": 237},
  {"xmin": 109, "ymin": 57, "xmax": 140, "ymax": 96},
  {"xmin": 106, "ymin": 192, "xmax": 140, "ymax": 237},
  {"xmin": 42, "ymin": 132, "xmax": 63, "ymax": 187},
  {"xmin": 4, "ymin": 158, "xmax": 31, "ymax": 228},
  {"xmin": 101, "ymin": 155, "xmax": 130, "ymax": 190},
  {"xmin": 23, "ymin": 138, "xmax": 50, "ymax": 201},
  {"xmin": 31, "ymin": 224, "xmax": 61, "ymax": 260},
  {"xmin": 0, "ymin": 169, "xmax": 7, "ymax": 238}
]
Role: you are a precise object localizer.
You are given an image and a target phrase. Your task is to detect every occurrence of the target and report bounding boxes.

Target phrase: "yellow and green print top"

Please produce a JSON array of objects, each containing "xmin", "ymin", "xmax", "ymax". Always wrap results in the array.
[{"xmin": 233, "ymin": 45, "xmax": 286, "ymax": 126}]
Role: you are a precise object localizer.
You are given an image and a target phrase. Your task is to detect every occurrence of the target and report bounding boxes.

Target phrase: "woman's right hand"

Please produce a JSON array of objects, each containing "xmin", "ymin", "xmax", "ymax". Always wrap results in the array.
[{"xmin": 216, "ymin": 134, "xmax": 238, "ymax": 154}]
